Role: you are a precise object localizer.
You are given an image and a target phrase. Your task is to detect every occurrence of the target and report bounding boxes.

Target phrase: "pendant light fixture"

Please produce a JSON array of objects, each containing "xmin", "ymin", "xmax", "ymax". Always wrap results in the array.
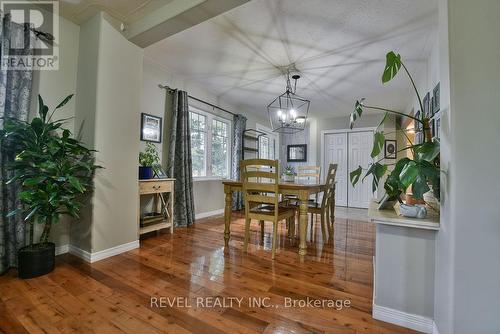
[{"xmin": 267, "ymin": 69, "xmax": 310, "ymax": 133}]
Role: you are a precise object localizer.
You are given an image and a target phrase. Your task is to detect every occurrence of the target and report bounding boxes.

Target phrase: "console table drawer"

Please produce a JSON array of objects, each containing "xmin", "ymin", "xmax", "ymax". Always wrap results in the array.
[{"xmin": 139, "ymin": 180, "xmax": 173, "ymax": 195}]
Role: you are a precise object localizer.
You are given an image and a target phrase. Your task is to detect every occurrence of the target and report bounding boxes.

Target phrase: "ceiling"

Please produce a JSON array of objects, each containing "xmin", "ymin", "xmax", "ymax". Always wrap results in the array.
[
  {"xmin": 59, "ymin": 0, "xmax": 173, "ymax": 25},
  {"xmin": 145, "ymin": 0, "xmax": 438, "ymax": 119}
]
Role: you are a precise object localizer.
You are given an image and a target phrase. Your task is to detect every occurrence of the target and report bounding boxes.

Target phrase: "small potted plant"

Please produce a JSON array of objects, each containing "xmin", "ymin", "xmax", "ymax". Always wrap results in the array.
[
  {"xmin": 1, "ymin": 94, "xmax": 100, "ymax": 278},
  {"xmin": 139, "ymin": 142, "xmax": 160, "ymax": 180},
  {"xmin": 282, "ymin": 165, "xmax": 295, "ymax": 182}
]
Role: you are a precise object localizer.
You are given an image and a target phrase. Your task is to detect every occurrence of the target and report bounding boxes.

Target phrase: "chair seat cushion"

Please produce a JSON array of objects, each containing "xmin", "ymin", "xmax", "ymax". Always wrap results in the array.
[{"xmin": 250, "ymin": 206, "xmax": 296, "ymax": 217}]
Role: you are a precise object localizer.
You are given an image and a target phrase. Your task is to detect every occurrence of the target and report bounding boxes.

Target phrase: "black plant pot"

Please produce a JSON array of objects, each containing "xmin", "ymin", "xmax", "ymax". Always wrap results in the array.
[
  {"xmin": 18, "ymin": 242, "xmax": 55, "ymax": 279},
  {"xmin": 139, "ymin": 166, "xmax": 153, "ymax": 180}
]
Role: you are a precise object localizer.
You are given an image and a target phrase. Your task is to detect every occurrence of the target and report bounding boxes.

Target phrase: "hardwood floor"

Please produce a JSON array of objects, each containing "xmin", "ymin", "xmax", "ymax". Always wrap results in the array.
[{"xmin": 0, "ymin": 213, "xmax": 418, "ymax": 334}]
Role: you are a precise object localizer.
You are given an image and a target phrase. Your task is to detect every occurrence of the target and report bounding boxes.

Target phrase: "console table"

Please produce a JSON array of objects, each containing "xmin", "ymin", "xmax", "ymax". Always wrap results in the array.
[{"xmin": 138, "ymin": 179, "xmax": 175, "ymax": 235}]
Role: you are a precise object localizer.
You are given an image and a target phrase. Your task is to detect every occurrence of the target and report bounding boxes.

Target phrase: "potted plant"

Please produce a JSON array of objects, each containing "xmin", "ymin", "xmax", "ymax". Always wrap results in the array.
[
  {"xmin": 1, "ymin": 94, "xmax": 100, "ymax": 278},
  {"xmin": 139, "ymin": 142, "xmax": 160, "ymax": 180},
  {"xmin": 349, "ymin": 51, "xmax": 440, "ymax": 215},
  {"xmin": 282, "ymin": 165, "xmax": 295, "ymax": 182}
]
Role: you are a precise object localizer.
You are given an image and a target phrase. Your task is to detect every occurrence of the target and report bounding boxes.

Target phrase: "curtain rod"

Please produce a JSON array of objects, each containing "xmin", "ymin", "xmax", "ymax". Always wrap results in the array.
[{"xmin": 158, "ymin": 84, "xmax": 236, "ymax": 117}]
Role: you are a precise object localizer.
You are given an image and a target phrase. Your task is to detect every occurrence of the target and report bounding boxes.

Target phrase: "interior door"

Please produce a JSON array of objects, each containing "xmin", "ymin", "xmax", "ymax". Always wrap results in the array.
[
  {"xmin": 324, "ymin": 133, "xmax": 348, "ymax": 206},
  {"xmin": 348, "ymin": 131, "xmax": 374, "ymax": 208}
]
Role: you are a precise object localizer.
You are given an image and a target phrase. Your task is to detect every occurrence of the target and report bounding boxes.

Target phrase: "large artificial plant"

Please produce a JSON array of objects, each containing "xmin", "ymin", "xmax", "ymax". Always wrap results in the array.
[
  {"xmin": 349, "ymin": 51, "xmax": 440, "ymax": 202},
  {"xmin": 1, "ymin": 94, "xmax": 100, "ymax": 247}
]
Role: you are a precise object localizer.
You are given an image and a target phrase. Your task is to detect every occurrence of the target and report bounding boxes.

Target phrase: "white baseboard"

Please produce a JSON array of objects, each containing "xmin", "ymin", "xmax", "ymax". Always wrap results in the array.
[
  {"xmin": 195, "ymin": 208, "xmax": 224, "ymax": 220},
  {"xmin": 55, "ymin": 244, "xmax": 69, "ymax": 255},
  {"xmin": 432, "ymin": 322, "xmax": 439, "ymax": 334},
  {"xmin": 69, "ymin": 240, "xmax": 139, "ymax": 263},
  {"xmin": 373, "ymin": 304, "xmax": 434, "ymax": 333}
]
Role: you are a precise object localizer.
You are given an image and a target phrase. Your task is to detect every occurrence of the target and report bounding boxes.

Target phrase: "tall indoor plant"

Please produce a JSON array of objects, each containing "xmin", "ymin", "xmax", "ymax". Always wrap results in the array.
[
  {"xmin": 1, "ymin": 94, "xmax": 100, "ymax": 278},
  {"xmin": 349, "ymin": 51, "xmax": 440, "ymax": 203}
]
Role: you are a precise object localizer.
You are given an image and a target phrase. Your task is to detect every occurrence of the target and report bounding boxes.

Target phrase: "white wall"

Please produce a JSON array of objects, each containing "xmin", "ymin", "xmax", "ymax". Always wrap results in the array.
[
  {"xmin": 434, "ymin": 1, "xmax": 500, "ymax": 333},
  {"xmin": 141, "ymin": 58, "xmax": 268, "ymax": 216},
  {"xmin": 71, "ymin": 13, "xmax": 143, "ymax": 253},
  {"xmin": 29, "ymin": 16, "xmax": 80, "ymax": 249}
]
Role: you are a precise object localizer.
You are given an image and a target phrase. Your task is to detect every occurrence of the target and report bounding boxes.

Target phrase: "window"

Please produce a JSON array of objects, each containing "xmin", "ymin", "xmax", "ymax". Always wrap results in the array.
[
  {"xmin": 257, "ymin": 125, "xmax": 278, "ymax": 160},
  {"xmin": 190, "ymin": 112, "xmax": 206, "ymax": 177},
  {"xmin": 189, "ymin": 107, "xmax": 231, "ymax": 179}
]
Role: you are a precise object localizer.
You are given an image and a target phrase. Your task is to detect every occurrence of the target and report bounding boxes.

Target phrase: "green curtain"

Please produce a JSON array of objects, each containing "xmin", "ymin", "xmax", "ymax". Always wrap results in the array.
[
  {"xmin": 231, "ymin": 114, "xmax": 246, "ymax": 210},
  {"xmin": 164, "ymin": 90, "xmax": 195, "ymax": 227},
  {"xmin": 0, "ymin": 14, "xmax": 34, "ymax": 274}
]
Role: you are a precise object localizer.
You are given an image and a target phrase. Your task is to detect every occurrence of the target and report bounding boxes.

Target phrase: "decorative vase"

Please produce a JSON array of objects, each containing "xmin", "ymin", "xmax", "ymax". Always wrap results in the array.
[
  {"xmin": 18, "ymin": 242, "xmax": 55, "ymax": 279},
  {"xmin": 283, "ymin": 174, "xmax": 294, "ymax": 182},
  {"xmin": 139, "ymin": 166, "xmax": 153, "ymax": 180},
  {"xmin": 400, "ymin": 204, "xmax": 428, "ymax": 219}
]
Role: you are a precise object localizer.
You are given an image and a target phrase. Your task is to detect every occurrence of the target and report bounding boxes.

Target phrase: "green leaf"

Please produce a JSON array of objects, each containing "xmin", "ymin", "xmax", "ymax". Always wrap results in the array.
[
  {"xmin": 23, "ymin": 176, "xmax": 47, "ymax": 187},
  {"xmin": 349, "ymin": 99, "xmax": 365, "ymax": 129},
  {"xmin": 38, "ymin": 95, "xmax": 49, "ymax": 120},
  {"xmin": 24, "ymin": 206, "xmax": 40, "ymax": 221},
  {"xmin": 399, "ymin": 161, "xmax": 418, "ymax": 188},
  {"xmin": 412, "ymin": 175, "xmax": 430, "ymax": 199},
  {"xmin": 414, "ymin": 139, "xmax": 440, "ymax": 162},
  {"xmin": 68, "ymin": 176, "xmax": 85, "ymax": 193},
  {"xmin": 6, "ymin": 208, "xmax": 21, "ymax": 218},
  {"xmin": 30, "ymin": 118, "xmax": 44, "ymax": 134},
  {"xmin": 55, "ymin": 94, "xmax": 74, "ymax": 110},
  {"xmin": 363, "ymin": 162, "xmax": 388, "ymax": 193},
  {"xmin": 382, "ymin": 51, "xmax": 402, "ymax": 83},
  {"xmin": 350, "ymin": 165, "xmax": 363, "ymax": 186},
  {"xmin": 371, "ymin": 132, "xmax": 385, "ymax": 158}
]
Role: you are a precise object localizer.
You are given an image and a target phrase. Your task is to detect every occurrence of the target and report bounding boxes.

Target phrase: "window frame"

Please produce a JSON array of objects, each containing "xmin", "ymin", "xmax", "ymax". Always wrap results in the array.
[{"xmin": 189, "ymin": 106, "xmax": 232, "ymax": 181}]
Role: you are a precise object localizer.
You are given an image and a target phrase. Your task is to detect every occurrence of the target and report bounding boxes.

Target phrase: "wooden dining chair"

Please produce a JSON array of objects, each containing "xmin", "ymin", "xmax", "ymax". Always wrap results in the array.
[
  {"xmin": 306, "ymin": 164, "xmax": 337, "ymax": 240},
  {"xmin": 297, "ymin": 166, "xmax": 321, "ymax": 183},
  {"xmin": 241, "ymin": 159, "xmax": 296, "ymax": 259},
  {"xmin": 285, "ymin": 165, "xmax": 321, "ymax": 203}
]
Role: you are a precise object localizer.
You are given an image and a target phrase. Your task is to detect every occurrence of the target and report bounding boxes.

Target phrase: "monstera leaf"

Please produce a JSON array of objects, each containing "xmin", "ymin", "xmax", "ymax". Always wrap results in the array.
[
  {"xmin": 414, "ymin": 139, "xmax": 440, "ymax": 162},
  {"xmin": 349, "ymin": 98, "xmax": 365, "ymax": 129},
  {"xmin": 371, "ymin": 132, "xmax": 385, "ymax": 158},
  {"xmin": 350, "ymin": 165, "xmax": 363, "ymax": 187},
  {"xmin": 363, "ymin": 162, "xmax": 388, "ymax": 193},
  {"xmin": 382, "ymin": 51, "xmax": 402, "ymax": 83}
]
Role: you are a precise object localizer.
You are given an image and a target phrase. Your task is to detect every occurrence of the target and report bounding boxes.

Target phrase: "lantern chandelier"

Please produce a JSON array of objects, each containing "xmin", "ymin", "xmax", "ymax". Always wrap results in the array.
[{"xmin": 267, "ymin": 69, "xmax": 310, "ymax": 133}]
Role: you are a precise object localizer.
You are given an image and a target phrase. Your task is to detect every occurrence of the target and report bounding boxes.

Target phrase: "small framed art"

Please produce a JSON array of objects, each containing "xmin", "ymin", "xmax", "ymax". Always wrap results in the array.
[
  {"xmin": 287, "ymin": 144, "xmax": 307, "ymax": 162},
  {"xmin": 384, "ymin": 140, "xmax": 397, "ymax": 159},
  {"xmin": 140, "ymin": 113, "xmax": 162, "ymax": 143},
  {"xmin": 433, "ymin": 82, "xmax": 440, "ymax": 114}
]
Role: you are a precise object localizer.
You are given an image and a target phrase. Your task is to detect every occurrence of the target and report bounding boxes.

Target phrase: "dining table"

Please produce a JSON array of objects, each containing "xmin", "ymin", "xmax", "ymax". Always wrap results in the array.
[{"xmin": 222, "ymin": 179, "xmax": 325, "ymax": 256}]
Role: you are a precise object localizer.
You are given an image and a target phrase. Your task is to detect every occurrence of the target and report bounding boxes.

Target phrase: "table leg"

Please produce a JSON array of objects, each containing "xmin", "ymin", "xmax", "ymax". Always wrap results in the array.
[
  {"xmin": 224, "ymin": 187, "xmax": 233, "ymax": 247},
  {"xmin": 298, "ymin": 192, "xmax": 308, "ymax": 256}
]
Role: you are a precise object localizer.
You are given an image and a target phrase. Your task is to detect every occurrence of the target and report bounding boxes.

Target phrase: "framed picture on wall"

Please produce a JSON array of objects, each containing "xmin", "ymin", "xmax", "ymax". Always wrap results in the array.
[
  {"xmin": 287, "ymin": 144, "xmax": 307, "ymax": 162},
  {"xmin": 140, "ymin": 113, "xmax": 162, "ymax": 143},
  {"xmin": 433, "ymin": 82, "xmax": 440, "ymax": 114},
  {"xmin": 423, "ymin": 92, "xmax": 431, "ymax": 118},
  {"xmin": 384, "ymin": 140, "xmax": 397, "ymax": 159}
]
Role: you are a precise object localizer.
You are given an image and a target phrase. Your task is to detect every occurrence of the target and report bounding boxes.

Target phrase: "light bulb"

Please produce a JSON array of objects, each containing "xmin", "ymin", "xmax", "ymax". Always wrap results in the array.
[{"xmin": 290, "ymin": 109, "xmax": 296, "ymax": 119}]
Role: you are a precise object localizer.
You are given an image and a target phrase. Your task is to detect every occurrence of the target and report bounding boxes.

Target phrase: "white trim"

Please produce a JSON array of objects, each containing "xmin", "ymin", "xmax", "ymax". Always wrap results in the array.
[
  {"xmin": 55, "ymin": 244, "xmax": 69, "ymax": 255},
  {"xmin": 372, "ymin": 304, "xmax": 434, "ymax": 333},
  {"xmin": 195, "ymin": 208, "xmax": 224, "ymax": 220},
  {"xmin": 69, "ymin": 240, "xmax": 139, "ymax": 263},
  {"xmin": 193, "ymin": 176, "xmax": 228, "ymax": 182},
  {"xmin": 432, "ymin": 322, "xmax": 440, "ymax": 334}
]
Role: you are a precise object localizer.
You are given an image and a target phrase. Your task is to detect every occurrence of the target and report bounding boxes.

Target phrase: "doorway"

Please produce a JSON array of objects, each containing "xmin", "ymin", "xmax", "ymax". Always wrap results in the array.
[{"xmin": 322, "ymin": 129, "xmax": 374, "ymax": 208}]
